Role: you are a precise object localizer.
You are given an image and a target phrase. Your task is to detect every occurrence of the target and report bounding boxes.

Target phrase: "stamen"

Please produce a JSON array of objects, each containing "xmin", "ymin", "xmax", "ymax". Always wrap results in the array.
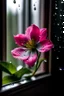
[{"xmin": 25, "ymin": 39, "xmax": 36, "ymax": 50}]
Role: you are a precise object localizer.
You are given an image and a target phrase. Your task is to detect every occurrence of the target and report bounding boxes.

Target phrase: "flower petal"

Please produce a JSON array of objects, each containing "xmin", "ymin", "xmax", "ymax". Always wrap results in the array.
[
  {"xmin": 24, "ymin": 52, "xmax": 37, "ymax": 67},
  {"xmin": 37, "ymin": 40, "xmax": 54, "ymax": 52},
  {"xmin": 11, "ymin": 47, "xmax": 30, "ymax": 60},
  {"xmin": 30, "ymin": 24, "xmax": 40, "ymax": 42},
  {"xmin": 39, "ymin": 28, "xmax": 47, "ymax": 42},
  {"xmin": 25, "ymin": 24, "xmax": 40, "ymax": 42},
  {"xmin": 25, "ymin": 26, "xmax": 32, "ymax": 40},
  {"xmin": 14, "ymin": 34, "xmax": 29, "ymax": 46}
]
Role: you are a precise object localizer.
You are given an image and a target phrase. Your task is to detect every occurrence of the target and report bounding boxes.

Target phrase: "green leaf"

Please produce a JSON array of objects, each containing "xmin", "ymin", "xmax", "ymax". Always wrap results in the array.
[
  {"xmin": 0, "ymin": 61, "xmax": 16, "ymax": 75},
  {"xmin": 14, "ymin": 68, "xmax": 32, "ymax": 79},
  {"xmin": 2, "ymin": 75, "xmax": 18, "ymax": 85}
]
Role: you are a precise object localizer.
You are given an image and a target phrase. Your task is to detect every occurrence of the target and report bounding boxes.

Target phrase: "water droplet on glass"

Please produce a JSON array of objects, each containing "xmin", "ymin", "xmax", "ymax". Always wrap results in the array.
[
  {"xmin": 17, "ymin": 65, "xmax": 22, "ymax": 71},
  {"xmin": 10, "ymin": 61, "xmax": 12, "ymax": 63},
  {"xmin": 63, "ymin": 31, "xmax": 64, "ymax": 33},
  {"xmin": 57, "ymin": 23, "xmax": 60, "ymax": 26},
  {"xmin": 55, "ymin": 13, "xmax": 57, "ymax": 15},
  {"xmin": 57, "ymin": 37, "xmax": 59, "ymax": 41},
  {"xmin": 55, "ymin": 7, "xmax": 58, "ymax": 9},
  {"xmin": 61, "ymin": 1, "xmax": 63, "ymax": 3},
  {"xmin": 34, "ymin": 7, "xmax": 36, "ymax": 10},
  {"xmin": 55, "ymin": 4, "xmax": 57, "ymax": 6},
  {"xmin": 13, "ymin": 0, "xmax": 16, "ymax": 4},
  {"xmin": 56, "ymin": 57, "xmax": 59, "ymax": 59},
  {"xmin": 59, "ymin": 67, "xmax": 62, "ymax": 71},
  {"xmin": 60, "ymin": 9, "xmax": 62, "ymax": 11},
  {"xmin": 44, "ymin": 60, "xmax": 47, "ymax": 62},
  {"xmin": 59, "ymin": 46, "xmax": 61, "ymax": 48},
  {"xmin": 60, "ymin": 14, "xmax": 62, "ymax": 17},
  {"xmin": 18, "ymin": 4, "xmax": 20, "ymax": 7},
  {"xmin": 33, "ymin": 4, "xmax": 35, "ymax": 6}
]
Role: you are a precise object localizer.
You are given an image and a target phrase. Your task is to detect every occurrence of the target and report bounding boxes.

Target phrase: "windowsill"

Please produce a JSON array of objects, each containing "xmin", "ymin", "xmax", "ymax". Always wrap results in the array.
[{"xmin": 0, "ymin": 73, "xmax": 51, "ymax": 96}]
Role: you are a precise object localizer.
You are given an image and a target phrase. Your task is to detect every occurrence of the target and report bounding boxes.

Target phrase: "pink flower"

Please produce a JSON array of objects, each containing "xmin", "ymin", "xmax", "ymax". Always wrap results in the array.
[{"xmin": 11, "ymin": 24, "xmax": 54, "ymax": 67}]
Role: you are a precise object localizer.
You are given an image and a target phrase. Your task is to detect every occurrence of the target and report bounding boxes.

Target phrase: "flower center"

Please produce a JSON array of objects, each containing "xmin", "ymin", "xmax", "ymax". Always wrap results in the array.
[{"xmin": 25, "ymin": 39, "xmax": 36, "ymax": 50}]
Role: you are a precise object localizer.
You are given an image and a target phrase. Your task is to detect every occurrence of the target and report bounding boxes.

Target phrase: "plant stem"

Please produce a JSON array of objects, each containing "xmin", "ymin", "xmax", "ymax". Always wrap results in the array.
[{"xmin": 32, "ymin": 52, "xmax": 41, "ymax": 76}]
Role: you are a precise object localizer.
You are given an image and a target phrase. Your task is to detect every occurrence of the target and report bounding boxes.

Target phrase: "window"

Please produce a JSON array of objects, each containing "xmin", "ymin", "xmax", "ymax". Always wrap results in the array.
[
  {"xmin": 51, "ymin": 0, "xmax": 64, "ymax": 73},
  {"xmin": 6, "ymin": 0, "xmax": 46, "ymax": 75},
  {"xmin": 0, "ymin": 0, "xmax": 52, "ymax": 87}
]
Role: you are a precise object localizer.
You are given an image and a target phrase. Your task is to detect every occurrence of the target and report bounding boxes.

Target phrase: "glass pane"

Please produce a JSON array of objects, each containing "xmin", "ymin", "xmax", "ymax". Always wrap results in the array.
[
  {"xmin": 6, "ymin": 0, "xmax": 23, "ymax": 66},
  {"xmin": 2, "ymin": 0, "xmax": 48, "ymax": 85}
]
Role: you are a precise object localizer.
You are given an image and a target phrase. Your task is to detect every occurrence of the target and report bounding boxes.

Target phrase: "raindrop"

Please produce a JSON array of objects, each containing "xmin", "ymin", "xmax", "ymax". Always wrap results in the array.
[
  {"xmin": 55, "ymin": 7, "xmax": 58, "ymax": 9},
  {"xmin": 60, "ymin": 9, "xmax": 62, "ymax": 11},
  {"xmin": 44, "ymin": 59, "xmax": 47, "ymax": 62},
  {"xmin": 57, "ymin": 23, "xmax": 60, "ymax": 26},
  {"xmin": 61, "ymin": 1, "xmax": 63, "ymax": 3},
  {"xmin": 55, "ymin": 13, "xmax": 57, "ymax": 15},
  {"xmin": 34, "ymin": 7, "xmax": 36, "ymax": 10},
  {"xmin": 59, "ymin": 67, "xmax": 62, "ymax": 71},
  {"xmin": 62, "ymin": 23, "xmax": 63, "ymax": 25},
  {"xmin": 55, "ymin": 4, "xmax": 57, "ymax": 6},
  {"xmin": 60, "ymin": 14, "xmax": 62, "ymax": 17},
  {"xmin": 13, "ymin": 0, "xmax": 16, "ymax": 4},
  {"xmin": 63, "ymin": 31, "xmax": 64, "ymax": 33},
  {"xmin": 18, "ymin": 4, "xmax": 20, "ymax": 7},
  {"xmin": 17, "ymin": 65, "xmax": 22, "ymax": 71},
  {"xmin": 57, "ymin": 37, "xmax": 59, "ymax": 41},
  {"xmin": 59, "ymin": 46, "xmax": 61, "ymax": 48},
  {"xmin": 56, "ymin": 57, "xmax": 59, "ymax": 59},
  {"xmin": 33, "ymin": 4, "xmax": 35, "ymax": 6}
]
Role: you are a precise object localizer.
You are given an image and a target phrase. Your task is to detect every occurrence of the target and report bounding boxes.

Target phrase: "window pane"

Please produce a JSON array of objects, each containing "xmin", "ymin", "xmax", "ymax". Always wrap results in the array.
[
  {"xmin": 6, "ymin": 0, "xmax": 24, "ymax": 66},
  {"xmin": 2, "ymin": 0, "xmax": 50, "ymax": 85}
]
